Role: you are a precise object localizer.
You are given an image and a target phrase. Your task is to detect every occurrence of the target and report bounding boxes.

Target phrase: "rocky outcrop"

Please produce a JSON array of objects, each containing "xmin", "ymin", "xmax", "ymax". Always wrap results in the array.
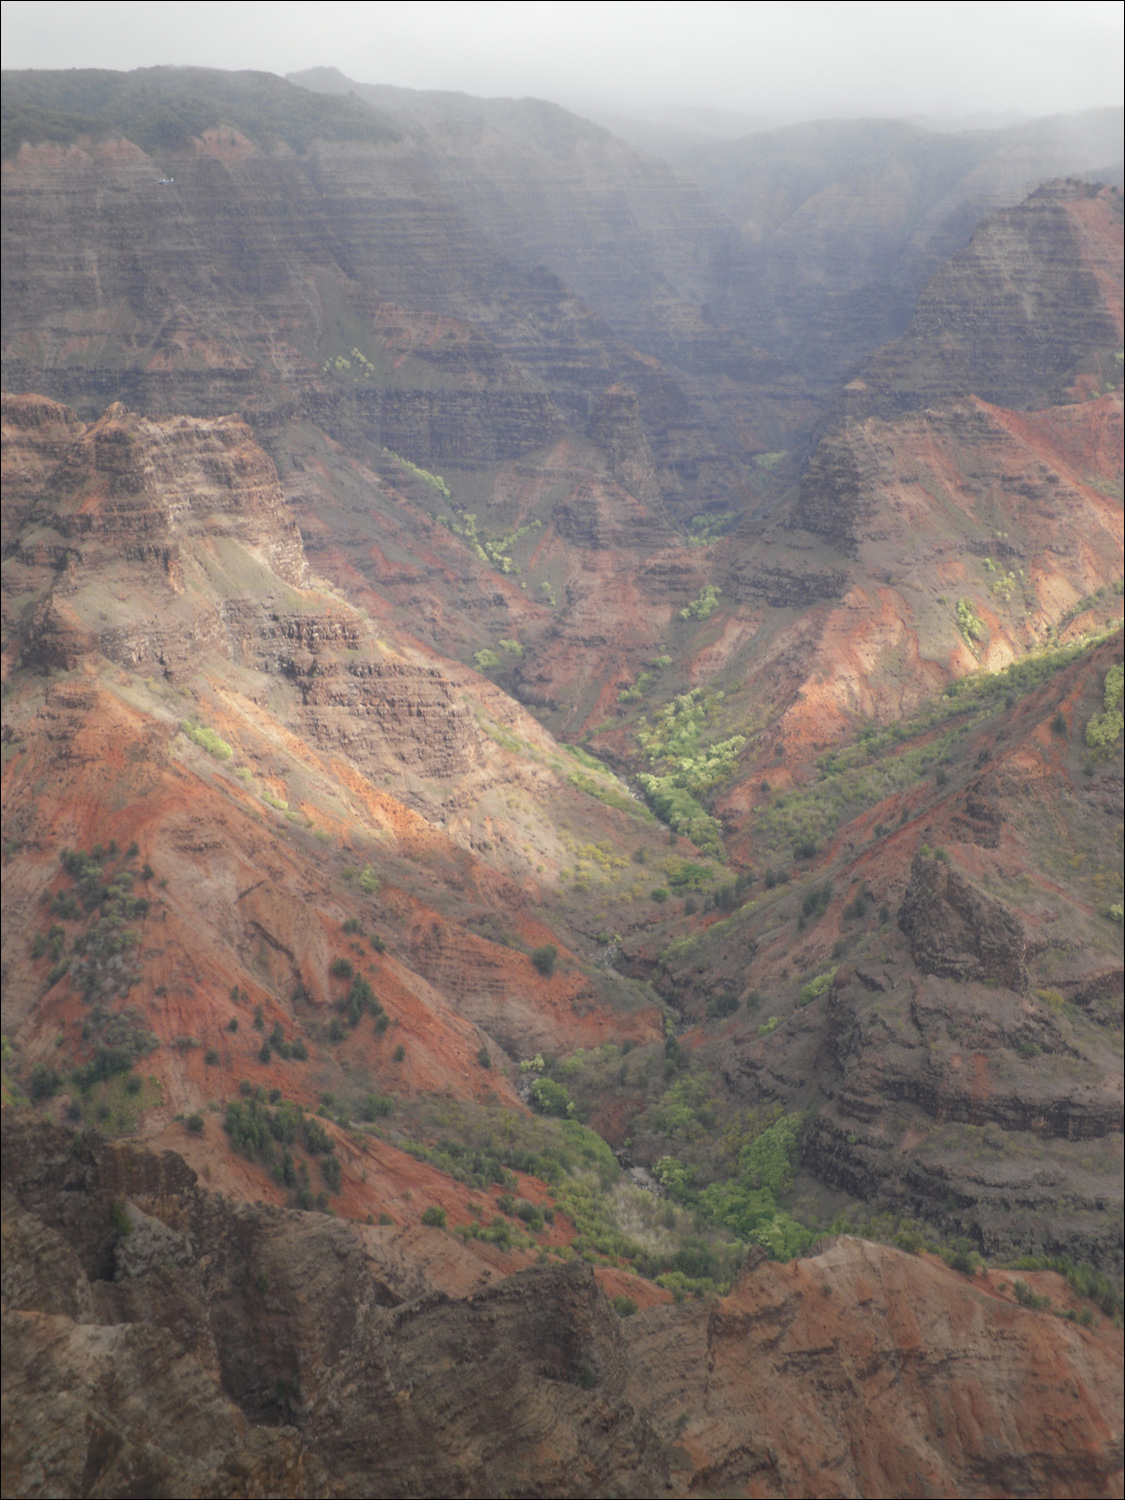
[
  {"xmin": 1, "ymin": 1114, "xmax": 667, "ymax": 1500},
  {"xmin": 0, "ymin": 390, "xmax": 84, "ymax": 546},
  {"xmin": 724, "ymin": 558, "xmax": 850, "ymax": 607},
  {"xmin": 377, "ymin": 386, "xmax": 559, "ymax": 467},
  {"xmin": 793, "ymin": 419, "xmax": 889, "ymax": 547},
  {"xmin": 898, "ymin": 850, "xmax": 1028, "ymax": 991},
  {"xmin": 589, "ymin": 385, "xmax": 662, "ymax": 506},
  {"xmin": 294, "ymin": 653, "xmax": 484, "ymax": 780},
  {"xmin": 31, "ymin": 402, "xmax": 309, "ymax": 587},
  {"xmin": 625, "ymin": 1236, "xmax": 1124, "ymax": 1500}
]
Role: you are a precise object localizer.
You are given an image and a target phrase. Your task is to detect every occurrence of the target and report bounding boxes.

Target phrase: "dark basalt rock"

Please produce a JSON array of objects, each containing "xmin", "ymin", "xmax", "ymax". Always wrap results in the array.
[
  {"xmin": 1, "ymin": 1113, "xmax": 669, "ymax": 1500},
  {"xmin": 898, "ymin": 849, "xmax": 1028, "ymax": 991}
]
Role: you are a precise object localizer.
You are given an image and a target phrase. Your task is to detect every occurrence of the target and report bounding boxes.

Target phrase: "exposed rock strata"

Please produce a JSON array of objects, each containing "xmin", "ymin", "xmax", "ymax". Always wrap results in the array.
[
  {"xmin": 4, "ymin": 1116, "xmax": 1121, "ymax": 1500},
  {"xmin": 625, "ymin": 1235, "xmax": 1123, "ymax": 1500},
  {"xmin": 855, "ymin": 182, "xmax": 1123, "ymax": 414},
  {"xmin": 898, "ymin": 849, "xmax": 1029, "ymax": 990},
  {"xmin": 1, "ymin": 1116, "xmax": 667, "ymax": 1500}
]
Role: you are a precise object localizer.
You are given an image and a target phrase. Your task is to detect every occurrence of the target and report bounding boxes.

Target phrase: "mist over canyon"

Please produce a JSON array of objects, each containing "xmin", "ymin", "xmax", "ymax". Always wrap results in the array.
[{"xmin": 1, "ymin": 64, "xmax": 1122, "ymax": 1499}]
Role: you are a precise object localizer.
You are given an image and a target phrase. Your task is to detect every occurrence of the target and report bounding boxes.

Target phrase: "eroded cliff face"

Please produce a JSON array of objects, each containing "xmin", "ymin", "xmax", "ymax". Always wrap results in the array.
[
  {"xmin": 0, "ymin": 1116, "xmax": 668, "ymax": 1500},
  {"xmin": 0, "ymin": 111, "xmax": 781, "ymax": 510},
  {"xmin": 678, "ymin": 109, "xmax": 1123, "ymax": 381},
  {"xmin": 3, "ymin": 86, "xmax": 1119, "ymax": 765},
  {"xmin": 3, "ymin": 1116, "xmax": 1120, "ymax": 1500},
  {"xmin": 856, "ymin": 182, "xmax": 1124, "ymax": 414}
]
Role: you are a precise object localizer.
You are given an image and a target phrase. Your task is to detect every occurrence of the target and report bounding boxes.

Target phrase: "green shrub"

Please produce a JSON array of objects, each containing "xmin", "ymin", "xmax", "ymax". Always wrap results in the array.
[
  {"xmin": 360, "ymin": 1092, "xmax": 394, "ymax": 1121},
  {"xmin": 945, "ymin": 1237, "xmax": 980, "ymax": 1276},
  {"xmin": 73, "ymin": 1047, "xmax": 135, "ymax": 1091},
  {"xmin": 956, "ymin": 599, "xmax": 985, "ymax": 645},
  {"xmin": 798, "ymin": 969, "xmax": 837, "ymax": 1006},
  {"xmin": 182, "ymin": 721, "xmax": 233, "ymax": 761},
  {"xmin": 842, "ymin": 885, "xmax": 870, "ymax": 921},
  {"xmin": 530, "ymin": 1077, "xmax": 573, "ymax": 1117},
  {"xmin": 29, "ymin": 1063, "xmax": 61, "ymax": 1102},
  {"xmin": 1012, "ymin": 1278, "xmax": 1051, "ymax": 1311},
  {"xmin": 611, "ymin": 1294, "xmax": 639, "ymax": 1317},
  {"xmin": 421, "ymin": 1205, "xmax": 447, "ymax": 1227},
  {"xmin": 680, "ymin": 584, "xmax": 722, "ymax": 621},
  {"xmin": 706, "ymin": 993, "xmax": 739, "ymax": 1019},
  {"xmin": 185, "ymin": 1112, "xmax": 205, "ymax": 1134},
  {"xmin": 304, "ymin": 1117, "xmax": 333, "ymax": 1155},
  {"xmin": 531, "ymin": 945, "xmax": 558, "ymax": 977}
]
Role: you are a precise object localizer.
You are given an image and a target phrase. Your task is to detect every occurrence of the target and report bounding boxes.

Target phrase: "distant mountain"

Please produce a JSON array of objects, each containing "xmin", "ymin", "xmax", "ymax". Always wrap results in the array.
[{"xmin": 675, "ymin": 106, "xmax": 1124, "ymax": 374}]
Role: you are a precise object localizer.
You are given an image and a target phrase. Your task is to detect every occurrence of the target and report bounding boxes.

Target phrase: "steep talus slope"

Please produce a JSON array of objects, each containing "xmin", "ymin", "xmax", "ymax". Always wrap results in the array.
[{"xmin": 4, "ymin": 1116, "xmax": 1120, "ymax": 1500}]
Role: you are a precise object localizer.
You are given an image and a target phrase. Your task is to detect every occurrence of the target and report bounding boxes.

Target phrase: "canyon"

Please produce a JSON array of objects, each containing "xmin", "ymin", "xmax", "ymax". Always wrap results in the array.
[{"xmin": 1, "ymin": 66, "xmax": 1122, "ymax": 1498}]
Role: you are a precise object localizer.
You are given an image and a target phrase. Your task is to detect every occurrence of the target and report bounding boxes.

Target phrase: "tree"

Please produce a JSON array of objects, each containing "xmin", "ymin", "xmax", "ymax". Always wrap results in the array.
[{"xmin": 531, "ymin": 945, "xmax": 557, "ymax": 977}]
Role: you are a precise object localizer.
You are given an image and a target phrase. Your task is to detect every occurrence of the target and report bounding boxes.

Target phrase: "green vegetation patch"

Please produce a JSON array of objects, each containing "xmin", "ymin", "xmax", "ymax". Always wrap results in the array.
[
  {"xmin": 757, "ymin": 634, "xmax": 1121, "ymax": 855},
  {"xmin": 181, "ymin": 721, "xmax": 233, "ymax": 761},
  {"xmin": 657, "ymin": 1112, "xmax": 815, "ymax": 1262},
  {"xmin": 679, "ymin": 584, "xmax": 722, "ymax": 621},
  {"xmin": 386, "ymin": 451, "xmax": 451, "ymax": 500},
  {"xmin": 441, "ymin": 510, "xmax": 541, "ymax": 574},
  {"xmin": 224, "ymin": 1088, "xmax": 336, "ymax": 1209},
  {"xmin": 635, "ymin": 691, "xmax": 745, "ymax": 856},
  {"xmin": 1085, "ymin": 662, "xmax": 1123, "ymax": 753}
]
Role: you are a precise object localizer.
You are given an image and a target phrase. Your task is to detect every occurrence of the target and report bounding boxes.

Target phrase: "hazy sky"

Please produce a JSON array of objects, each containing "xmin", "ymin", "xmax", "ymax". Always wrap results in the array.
[{"xmin": 2, "ymin": 1, "xmax": 1122, "ymax": 122}]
